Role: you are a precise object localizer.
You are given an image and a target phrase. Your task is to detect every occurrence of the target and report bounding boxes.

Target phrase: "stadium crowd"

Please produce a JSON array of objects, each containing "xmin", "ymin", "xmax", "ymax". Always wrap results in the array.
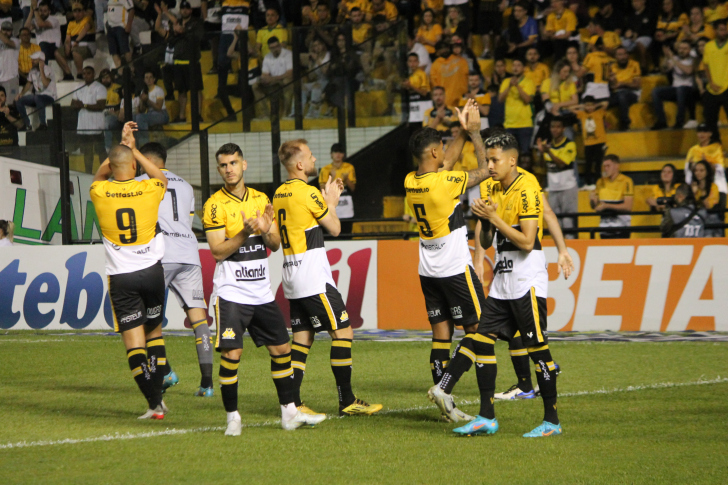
[{"xmin": 0, "ymin": 0, "xmax": 726, "ymax": 238}]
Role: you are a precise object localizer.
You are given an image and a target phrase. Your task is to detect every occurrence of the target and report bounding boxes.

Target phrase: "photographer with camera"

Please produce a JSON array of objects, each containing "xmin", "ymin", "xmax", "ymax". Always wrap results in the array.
[
  {"xmin": 661, "ymin": 183, "xmax": 707, "ymax": 238},
  {"xmin": 646, "ymin": 163, "xmax": 679, "ymax": 212}
]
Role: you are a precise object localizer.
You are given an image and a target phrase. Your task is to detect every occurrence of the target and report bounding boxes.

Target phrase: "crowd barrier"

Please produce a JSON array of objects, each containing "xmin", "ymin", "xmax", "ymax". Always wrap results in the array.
[{"xmin": 1, "ymin": 238, "xmax": 726, "ymax": 332}]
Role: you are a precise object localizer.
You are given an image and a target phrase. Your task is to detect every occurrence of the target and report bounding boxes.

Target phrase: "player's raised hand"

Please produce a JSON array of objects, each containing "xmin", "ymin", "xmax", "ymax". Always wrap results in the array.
[
  {"xmin": 241, "ymin": 210, "xmax": 260, "ymax": 236},
  {"xmin": 257, "ymin": 208, "xmax": 274, "ymax": 234},
  {"xmin": 121, "ymin": 121, "xmax": 137, "ymax": 149},
  {"xmin": 466, "ymin": 102, "xmax": 480, "ymax": 133},
  {"xmin": 471, "ymin": 197, "xmax": 497, "ymax": 220},
  {"xmin": 455, "ymin": 99, "xmax": 471, "ymax": 131},
  {"xmin": 264, "ymin": 203, "xmax": 275, "ymax": 223},
  {"xmin": 557, "ymin": 249, "xmax": 574, "ymax": 280},
  {"xmin": 322, "ymin": 175, "xmax": 342, "ymax": 207}
]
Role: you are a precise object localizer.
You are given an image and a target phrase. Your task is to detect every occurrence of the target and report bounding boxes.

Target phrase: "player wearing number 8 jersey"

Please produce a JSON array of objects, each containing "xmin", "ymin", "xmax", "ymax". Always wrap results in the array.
[
  {"xmin": 406, "ymin": 101, "xmax": 493, "ymax": 423},
  {"xmin": 273, "ymin": 138, "xmax": 382, "ymax": 417},
  {"xmin": 203, "ymin": 143, "xmax": 325, "ymax": 435},
  {"xmin": 89, "ymin": 122, "xmax": 170, "ymax": 420}
]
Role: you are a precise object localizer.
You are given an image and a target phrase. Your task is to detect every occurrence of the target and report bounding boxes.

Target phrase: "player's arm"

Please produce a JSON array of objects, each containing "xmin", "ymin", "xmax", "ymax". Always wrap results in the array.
[
  {"xmin": 259, "ymin": 204, "xmax": 281, "ymax": 252},
  {"xmin": 442, "ymin": 101, "xmax": 473, "ymax": 171},
  {"xmin": 132, "ymin": 148, "xmax": 168, "ymax": 189},
  {"xmin": 460, "ymin": 103, "xmax": 489, "ymax": 188},
  {"xmin": 473, "ymin": 196, "xmax": 539, "ymax": 251},
  {"xmin": 473, "ymin": 218, "xmax": 494, "ymax": 283},
  {"xmin": 543, "ymin": 196, "xmax": 574, "ymax": 279}
]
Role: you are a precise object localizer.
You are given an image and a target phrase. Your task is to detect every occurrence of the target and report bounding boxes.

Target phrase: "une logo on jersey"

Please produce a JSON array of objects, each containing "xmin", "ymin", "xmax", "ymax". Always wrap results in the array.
[
  {"xmin": 310, "ymin": 193, "xmax": 324, "ymax": 209},
  {"xmin": 446, "ymin": 176, "xmax": 463, "ymax": 184}
]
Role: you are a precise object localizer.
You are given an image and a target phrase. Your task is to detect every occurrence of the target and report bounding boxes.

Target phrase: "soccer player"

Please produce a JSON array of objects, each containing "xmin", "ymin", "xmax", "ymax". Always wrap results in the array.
[
  {"xmin": 136, "ymin": 142, "xmax": 213, "ymax": 397},
  {"xmin": 405, "ymin": 100, "xmax": 491, "ymax": 422},
  {"xmin": 89, "ymin": 122, "xmax": 169, "ymax": 420},
  {"xmin": 429, "ymin": 131, "xmax": 563, "ymax": 438},
  {"xmin": 203, "ymin": 143, "xmax": 326, "ymax": 435},
  {"xmin": 273, "ymin": 139, "xmax": 382, "ymax": 417}
]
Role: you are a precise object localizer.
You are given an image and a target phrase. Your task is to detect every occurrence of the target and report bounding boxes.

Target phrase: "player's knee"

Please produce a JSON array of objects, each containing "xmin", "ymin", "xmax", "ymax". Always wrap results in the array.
[
  {"xmin": 292, "ymin": 331, "xmax": 314, "ymax": 347},
  {"xmin": 330, "ymin": 326, "xmax": 353, "ymax": 340},
  {"xmin": 267, "ymin": 342, "xmax": 291, "ymax": 356},
  {"xmin": 431, "ymin": 320, "xmax": 453, "ymax": 340},
  {"xmin": 222, "ymin": 348, "xmax": 242, "ymax": 360}
]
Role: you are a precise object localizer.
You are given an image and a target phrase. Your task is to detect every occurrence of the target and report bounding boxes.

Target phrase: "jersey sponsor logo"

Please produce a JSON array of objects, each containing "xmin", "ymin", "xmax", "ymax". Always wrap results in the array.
[
  {"xmin": 521, "ymin": 190, "xmax": 528, "ymax": 212},
  {"xmin": 446, "ymin": 175, "xmax": 464, "ymax": 184},
  {"xmin": 234, "ymin": 265, "xmax": 267, "ymax": 281},
  {"xmin": 405, "ymin": 187, "xmax": 429, "ymax": 193},
  {"xmin": 210, "ymin": 204, "xmax": 218, "ymax": 224},
  {"xmin": 147, "ymin": 305, "xmax": 162, "ymax": 319},
  {"xmin": 105, "ymin": 191, "xmax": 143, "ymax": 198},
  {"xmin": 222, "ymin": 328, "xmax": 236, "ymax": 339},
  {"xmin": 450, "ymin": 306, "xmax": 462, "ymax": 319},
  {"xmin": 310, "ymin": 193, "xmax": 324, "ymax": 210},
  {"xmin": 290, "ymin": 318, "xmax": 302, "ymax": 326},
  {"xmin": 120, "ymin": 310, "xmax": 142, "ymax": 324},
  {"xmin": 427, "ymin": 309, "xmax": 441, "ymax": 318},
  {"xmin": 239, "ymin": 244, "xmax": 265, "ymax": 254},
  {"xmin": 273, "ymin": 192, "xmax": 292, "ymax": 199},
  {"xmin": 420, "ymin": 241, "xmax": 446, "ymax": 251},
  {"xmin": 283, "ymin": 259, "xmax": 303, "ymax": 268},
  {"xmin": 310, "ymin": 316, "xmax": 322, "ymax": 328},
  {"xmin": 493, "ymin": 257, "xmax": 514, "ymax": 275},
  {"xmin": 192, "ymin": 290, "xmax": 204, "ymax": 301},
  {"xmin": 340, "ymin": 311, "xmax": 349, "ymax": 322},
  {"xmin": 133, "ymin": 247, "xmax": 150, "ymax": 255}
]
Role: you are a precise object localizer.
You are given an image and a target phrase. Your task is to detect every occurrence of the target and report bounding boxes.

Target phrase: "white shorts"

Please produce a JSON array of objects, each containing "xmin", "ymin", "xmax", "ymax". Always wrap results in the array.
[{"xmin": 164, "ymin": 263, "xmax": 206, "ymax": 310}]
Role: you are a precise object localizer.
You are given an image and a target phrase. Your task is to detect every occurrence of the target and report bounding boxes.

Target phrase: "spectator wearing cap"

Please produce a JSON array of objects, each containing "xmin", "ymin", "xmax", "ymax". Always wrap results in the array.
[
  {"xmin": 684, "ymin": 123, "xmax": 726, "ymax": 209},
  {"xmin": 365, "ymin": 0, "xmax": 399, "ymax": 23},
  {"xmin": 543, "ymin": 0, "xmax": 578, "ymax": 59},
  {"xmin": 502, "ymin": 1, "xmax": 538, "ymax": 60},
  {"xmin": 256, "ymin": 7, "xmax": 287, "ymax": 58},
  {"xmin": 64, "ymin": 2, "xmax": 96, "ymax": 80},
  {"xmin": 25, "ymin": 1, "xmax": 74, "ymax": 81},
  {"xmin": 608, "ymin": 46, "xmax": 641, "ymax": 131},
  {"xmin": 70, "ymin": 66, "xmax": 107, "ymax": 173},
  {"xmin": 677, "ymin": 6, "xmax": 715, "ymax": 47},
  {"xmin": 702, "ymin": 18, "xmax": 728, "ymax": 142},
  {"xmin": 17, "ymin": 27, "xmax": 39, "ymax": 84},
  {"xmin": 349, "ymin": 7, "xmax": 372, "ymax": 46},
  {"xmin": 0, "ymin": 21, "xmax": 19, "ymax": 102},
  {"xmin": 651, "ymin": 40, "xmax": 694, "ymax": 130},
  {"xmin": 594, "ymin": 0, "xmax": 624, "ymax": 35},
  {"xmin": 161, "ymin": 1, "xmax": 204, "ymax": 124},
  {"xmin": 100, "ymin": 68, "xmax": 124, "ymax": 153},
  {"xmin": 498, "ymin": 57, "xmax": 535, "ymax": 155},
  {"xmin": 319, "ymin": 142, "xmax": 356, "ymax": 234},
  {"xmin": 587, "ymin": 18, "xmax": 620, "ymax": 56},
  {"xmin": 105, "ymin": 0, "xmax": 134, "ymax": 69},
  {"xmin": 621, "ymin": 0, "xmax": 656, "ymax": 73},
  {"xmin": 415, "ymin": 8, "xmax": 441, "ymax": 56},
  {"xmin": 252, "ymin": 36, "xmax": 292, "ymax": 118},
  {"xmin": 429, "ymin": 40, "xmax": 468, "ymax": 107},
  {"xmin": 15, "ymin": 50, "xmax": 56, "ymax": 131}
]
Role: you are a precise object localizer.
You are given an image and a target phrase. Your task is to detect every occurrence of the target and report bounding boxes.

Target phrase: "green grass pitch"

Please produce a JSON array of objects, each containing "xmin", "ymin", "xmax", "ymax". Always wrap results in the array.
[{"xmin": 0, "ymin": 333, "xmax": 726, "ymax": 484}]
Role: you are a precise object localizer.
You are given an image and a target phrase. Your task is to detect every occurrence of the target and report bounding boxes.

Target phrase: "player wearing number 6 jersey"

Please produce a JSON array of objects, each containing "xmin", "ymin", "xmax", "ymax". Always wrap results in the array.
[
  {"xmin": 203, "ymin": 143, "xmax": 325, "ymax": 435},
  {"xmin": 405, "ymin": 101, "xmax": 492, "ymax": 423},
  {"xmin": 273, "ymin": 139, "xmax": 382, "ymax": 417},
  {"xmin": 89, "ymin": 122, "xmax": 170, "ymax": 420},
  {"xmin": 136, "ymin": 143, "xmax": 214, "ymax": 398}
]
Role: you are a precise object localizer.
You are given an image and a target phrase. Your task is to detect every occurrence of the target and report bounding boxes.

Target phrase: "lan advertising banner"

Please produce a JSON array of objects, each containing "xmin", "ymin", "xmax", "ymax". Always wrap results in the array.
[
  {"xmin": 0, "ymin": 241, "xmax": 378, "ymax": 331},
  {"xmin": 377, "ymin": 239, "xmax": 728, "ymax": 332}
]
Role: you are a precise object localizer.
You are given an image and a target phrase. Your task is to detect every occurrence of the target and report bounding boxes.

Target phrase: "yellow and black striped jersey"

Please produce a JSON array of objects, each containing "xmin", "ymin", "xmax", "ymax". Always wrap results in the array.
[
  {"xmin": 203, "ymin": 186, "xmax": 274, "ymax": 306},
  {"xmin": 272, "ymin": 178, "xmax": 336, "ymax": 299},
  {"xmin": 89, "ymin": 178, "xmax": 166, "ymax": 275},
  {"xmin": 480, "ymin": 170, "xmax": 547, "ymax": 300},
  {"xmin": 404, "ymin": 170, "xmax": 471, "ymax": 278}
]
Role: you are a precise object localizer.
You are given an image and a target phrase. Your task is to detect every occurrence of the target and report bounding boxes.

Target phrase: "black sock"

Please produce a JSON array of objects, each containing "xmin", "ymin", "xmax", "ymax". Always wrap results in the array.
[
  {"xmin": 192, "ymin": 319, "xmax": 214, "ymax": 388},
  {"xmin": 291, "ymin": 341, "xmax": 311, "ymax": 406},
  {"xmin": 219, "ymin": 356, "xmax": 240, "ymax": 413},
  {"xmin": 530, "ymin": 346, "xmax": 559, "ymax": 424},
  {"xmin": 430, "ymin": 338, "xmax": 452, "ymax": 385},
  {"xmin": 270, "ymin": 352, "xmax": 297, "ymax": 405},
  {"xmin": 127, "ymin": 347, "xmax": 154, "ymax": 408},
  {"xmin": 145, "ymin": 337, "xmax": 166, "ymax": 408},
  {"xmin": 438, "ymin": 334, "xmax": 477, "ymax": 394},
  {"xmin": 509, "ymin": 336, "xmax": 533, "ymax": 392},
  {"xmin": 330, "ymin": 339, "xmax": 355, "ymax": 407},
  {"xmin": 474, "ymin": 338, "xmax": 497, "ymax": 419}
]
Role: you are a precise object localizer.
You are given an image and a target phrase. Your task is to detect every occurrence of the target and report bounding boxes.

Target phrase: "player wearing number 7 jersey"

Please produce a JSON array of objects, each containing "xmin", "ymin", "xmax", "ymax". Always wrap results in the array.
[
  {"xmin": 89, "ymin": 122, "xmax": 170, "ymax": 420},
  {"xmin": 404, "ymin": 101, "xmax": 492, "ymax": 422}
]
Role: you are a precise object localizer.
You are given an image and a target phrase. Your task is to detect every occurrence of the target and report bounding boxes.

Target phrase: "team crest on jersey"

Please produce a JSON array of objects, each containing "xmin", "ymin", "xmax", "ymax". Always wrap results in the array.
[
  {"xmin": 340, "ymin": 311, "xmax": 349, "ymax": 322},
  {"xmin": 222, "ymin": 328, "xmax": 236, "ymax": 339}
]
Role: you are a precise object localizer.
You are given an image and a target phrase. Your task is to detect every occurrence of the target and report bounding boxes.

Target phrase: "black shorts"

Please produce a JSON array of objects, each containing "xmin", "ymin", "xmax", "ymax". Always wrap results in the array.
[
  {"xmin": 214, "ymin": 298, "xmax": 290, "ymax": 350},
  {"xmin": 106, "ymin": 26, "xmax": 130, "ymax": 56},
  {"xmin": 477, "ymin": 288, "xmax": 548, "ymax": 348},
  {"xmin": 173, "ymin": 63, "xmax": 204, "ymax": 92},
  {"xmin": 289, "ymin": 284, "xmax": 351, "ymax": 333},
  {"xmin": 420, "ymin": 266, "xmax": 486, "ymax": 326},
  {"xmin": 38, "ymin": 42, "xmax": 57, "ymax": 63},
  {"xmin": 108, "ymin": 262, "xmax": 166, "ymax": 333}
]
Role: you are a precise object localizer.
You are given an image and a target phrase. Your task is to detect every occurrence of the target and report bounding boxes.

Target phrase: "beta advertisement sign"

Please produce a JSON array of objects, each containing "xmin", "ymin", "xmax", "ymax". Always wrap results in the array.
[
  {"xmin": 376, "ymin": 239, "xmax": 728, "ymax": 332},
  {"xmin": 0, "ymin": 241, "xmax": 378, "ymax": 331}
]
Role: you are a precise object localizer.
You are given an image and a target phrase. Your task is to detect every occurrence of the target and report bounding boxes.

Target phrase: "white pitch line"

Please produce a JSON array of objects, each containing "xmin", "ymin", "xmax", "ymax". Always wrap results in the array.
[{"xmin": 1, "ymin": 376, "xmax": 726, "ymax": 450}]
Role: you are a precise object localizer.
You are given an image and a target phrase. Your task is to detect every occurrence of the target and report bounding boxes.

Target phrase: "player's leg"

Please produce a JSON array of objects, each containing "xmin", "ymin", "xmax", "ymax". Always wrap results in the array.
[
  {"xmin": 120, "ymin": 325, "xmax": 161, "ymax": 418},
  {"xmin": 138, "ymin": 263, "xmax": 167, "ymax": 409},
  {"xmin": 494, "ymin": 332, "xmax": 535, "ymax": 400},
  {"xmin": 289, "ymin": 299, "xmax": 314, "ymax": 402},
  {"xmin": 250, "ymin": 302, "xmax": 326, "ymax": 430},
  {"xmin": 188, "ymin": 307, "xmax": 214, "ymax": 395},
  {"xmin": 213, "ymin": 297, "xmax": 246, "ymax": 436},
  {"xmin": 512, "ymin": 289, "xmax": 562, "ymax": 437},
  {"xmin": 420, "ymin": 274, "xmax": 454, "ymax": 385}
]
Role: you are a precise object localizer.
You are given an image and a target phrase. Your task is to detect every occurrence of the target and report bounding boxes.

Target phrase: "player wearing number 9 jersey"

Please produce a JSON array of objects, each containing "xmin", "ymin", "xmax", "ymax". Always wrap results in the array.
[
  {"xmin": 406, "ymin": 101, "xmax": 493, "ymax": 423},
  {"xmin": 89, "ymin": 122, "xmax": 170, "ymax": 420},
  {"xmin": 273, "ymin": 138, "xmax": 382, "ymax": 417}
]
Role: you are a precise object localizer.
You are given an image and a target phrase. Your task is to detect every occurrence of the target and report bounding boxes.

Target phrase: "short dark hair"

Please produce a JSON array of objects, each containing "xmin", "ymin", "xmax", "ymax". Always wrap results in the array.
[
  {"xmin": 550, "ymin": 116, "xmax": 565, "ymax": 126},
  {"xmin": 38, "ymin": 1, "xmax": 50, "ymax": 7},
  {"xmin": 713, "ymin": 18, "xmax": 727, "ymax": 29},
  {"xmin": 216, "ymin": 143, "xmax": 243, "ymax": 162},
  {"xmin": 604, "ymin": 154, "xmax": 620, "ymax": 163},
  {"xmin": 144, "ymin": 70, "xmax": 156, "ymax": 79},
  {"xmin": 485, "ymin": 132, "xmax": 519, "ymax": 152},
  {"xmin": 83, "ymin": 66, "xmax": 95, "ymax": 73},
  {"xmin": 267, "ymin": 36, "xmax": 280, "ymax": 45},
  {"xmin": 514, "ymin": 1, "xmax": 529, "ymax": 10},
  {"xmin": 674, "ymin": 183, "xmax": 693, "ymax": 201},
  {"xmin": 582, "ymin": 95, "xmax": 596, "ymax": 103},
  {"xmin": 526, "ymin": 46, "xmax": 539, "ymax": 53},
  {"xmin": 99, "ymin": 68, "xmax": 112, "ymax": 78},
  {"xmin": 350, "ymin": 6, "xmax": 361, "ymax": 13},
  {"xmin": 409, "ymin": 128, "xmax": 442, "ymax": 162},
  {"xmin": 331, "ymin": 142, "xmax": 345, "ymax": 154},
  {"xmin": 278, "ymin": 139, "xmax": 307, "ymax": 167},
  {"xmin": 432, "ymin": 85, "xmax": 445, "ymax": 93},
  {"xmin": 20, "ymin": 27, "xmax": 30, "ymax": 35},
  {"xmin": 615, "ymin": 45, "xmax": 628, "ymax": 54},
  {"xmin": 140, "ymin": 142, "xmax": 168, "ymax": 164},
  {"xmin": 408, "ymin": 52, "xmax": 419, "ymax": 60}
]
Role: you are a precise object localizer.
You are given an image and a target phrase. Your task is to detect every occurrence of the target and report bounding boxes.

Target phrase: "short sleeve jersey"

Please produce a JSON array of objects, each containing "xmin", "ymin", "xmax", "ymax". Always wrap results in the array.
[
  {"xmin": 409, "ymin": 69, "xmax": 431, "ymax": 100},
  {"xmin": 319, "ymin": 162, "xmax": 357, "ymax": 218},
  {"xmin": 107, "ymin": 0, "xmax": 134, "ymax": 28},
  {"xmin": 404, "ymin": 170, "xmax": 471, "ymax": 278},
  {"xmin": 611, "ymin": 59, "xmax": 641, "ymax": 86},
  {"xmin": 545, "ymin": 9, "xmax": 577, "ymax": 33},
  {"xmin": 540, "ymin": 78, "xmax": 577, "ymax": 104},
  {"xmin": 544, "ymin": 138, "xmax": 578, "ymax": 191},
  {"xmin": 89, "ymin": 178, "xmax": 166, "ymax": 275},
  {"xmin": 499, "ymin": 76, "xmax": 536, "ymax": 128},
  {"xmin": 685, "ymin": 143, "xmax": 727, "ymax": 193},
  {"xmin": 458, "ymin": 90, "xmax": 491, "ymax": 107},
  {"xmin": 651, "ymin": 184, "xmax": 677, "ymax": 199},
  {"xmin": 272, "ymin": 179, "xmax": 337, "ymax": 299},
  {"xmin": 703, "ymin": 39, "xmax": 728, "ymax": 95},
  {"xmin": 583, "ymin": 51, "xmax": 614, "ymax": 84},
  {"xmin": 423, "ymin": 105, "xmax": 457, "ymax": 133},
  {"xmin": 221, "ymin": 0, "xmax": 250, "ymax": 32},
  {"xmin": 416, "ymin": 24, "xmax": 442, "ymax": 54},
  {"xmin": 256, "ymin": 24, "xmax": 288, "ymax": 58},
  {"xmin": 481, "ymin": 171, "xmax": 547, "ymax": 300},
  {"xmin": 596, "ymin": 173, "xmax": 634, "ymax": 204},
  {"xmin": 203, "ymin": 187, "xmax": 274, "ymax": 305},
  {"xmin": 575, "ymin": 108, "xmax": 607, "ymax": 146},
  {"xmin": 524, "ymin": 62, "xmax": 550, "ymax": 89},
  {"xmin": 695, "ymin": 183, "xmax": 720, "ymax": 209},
  {"xmin": 138, "ymin": 169, "xmax": 200, "ymax": 266},
  {"xmin": 352, "ymin": 22, "xmax": 372, "ymax": 44}
]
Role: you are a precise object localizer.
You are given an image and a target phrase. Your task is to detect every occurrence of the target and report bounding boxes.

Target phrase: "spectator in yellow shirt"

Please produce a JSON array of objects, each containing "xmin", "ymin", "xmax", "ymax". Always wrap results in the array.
[
  {"xmin": 256, "ymin": 8, "xmax": 288, "ymax": 58},
  {"xmin": 403, "ymin": 53, "xmax": 431, "ymax": 123},
  {"xmin": 524, "ymin": 46, "xmax": 550, "ymax": 91},
  {"xmin": 423, "ymin": 85, "xmax": 458, "ymax": 134},
  {"xmin": 349, "ymin": 7, "xmax": 372, "ymax": 45},
  {"xmin": 17, "ymin": 28, "xmax": 40, "ymax": 82},
  {"xmin": 535, "ymin": 59, "xmax": 578, "ymax": 143},
  {"xmin": 336, "ymin": 0, "xmax": 370, "ymax": 22},
  {"xmin": 543, "ymin": 0, "xmax": 578, "ymax": 58},
  {"xmin": 653, "ymin": 0, "xmax": 688, "ymax": 62},
  {"xmin": 684, "ymin": 123, "xmax": 726, "ymax": 199},
  {"xmin": 567, "ymin": 96, "xmax": 609, "ymax": 186},
  {"xmin": 702, "ymin": 19, "xmax": 728, "ymax": 142},
  {"xmin": 366, "ymin": 0, "xmax": 399, "ymax": 22},
  {"xmin": 415, "ymin": 8, "xmax": 442, "ymax": 55},
  {"xmin": 646, "ymin": 163, "xmax": 679, "ymax": 212},
  {"xmin": 498, "ymin": 58, "xmax": 536, "ymax": 154},
  {"xmin": 691, "ymin": 159, "xmax": 723, "ymax": 236},
  {"xmin": 704, "ymin": 0, "xmax": 728, "ymax": 23},
  {"xmin": 459, "ymin": 72, "xmax": 490, "ymax": 130},
  {"xmin": 677, "ymin": 6, "xmax": 715, "ymax": 46},
  {"xmin": 590, "ymin": 154, "xmax": 634, "ymax": 238},
  {"xmin": 319, "ymin": 143, "xmax": 357, "ymax": 232},
  {"xmin": 587, "ymin": 18, "xmax": 621, "ymax": 56},
  {"xmin": 608, "ymin": 46, "xmax": 641, "ymax": 130},
  {"xmin": 429, "ymin": 41, "xmax": 469, "ymax": 107}
]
